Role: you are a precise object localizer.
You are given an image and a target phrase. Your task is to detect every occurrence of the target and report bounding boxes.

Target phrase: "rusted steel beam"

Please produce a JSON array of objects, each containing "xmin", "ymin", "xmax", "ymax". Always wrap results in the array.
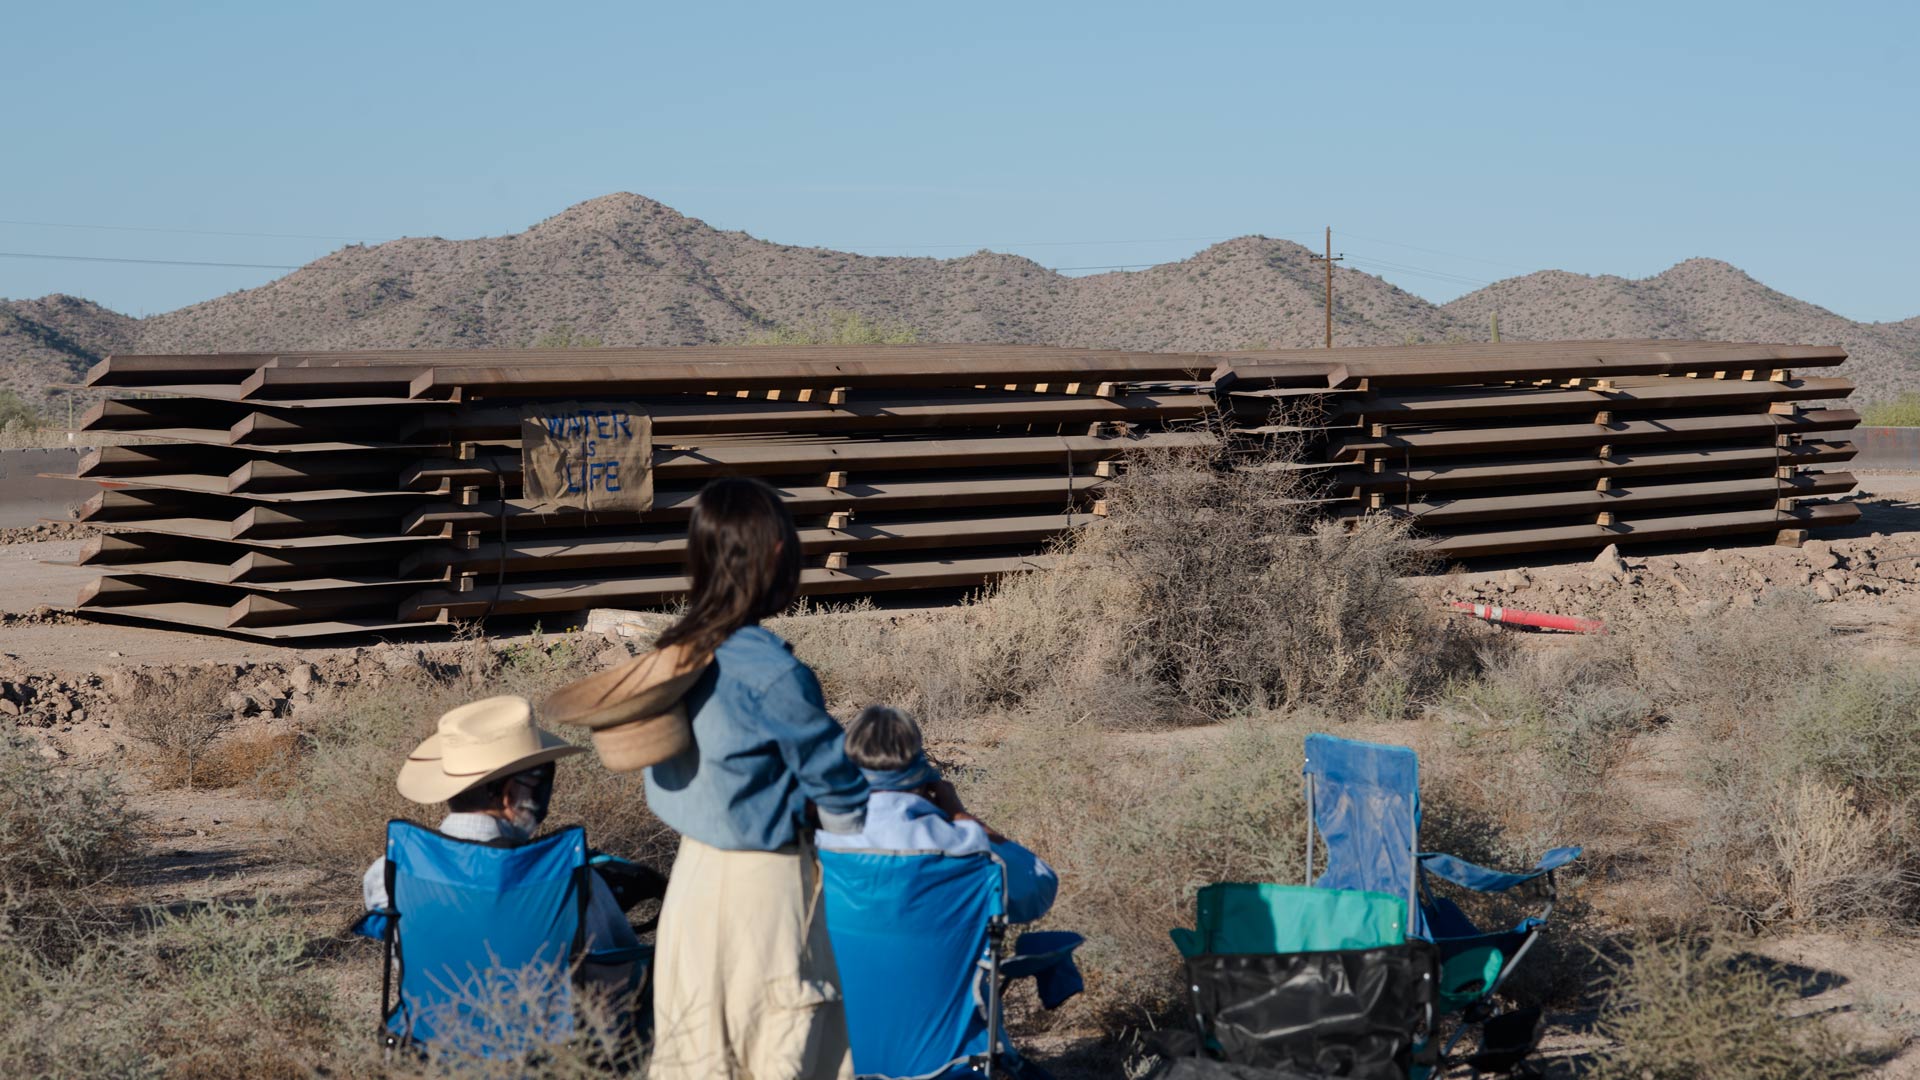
[
  {"xmin": 401, "ymin": 512, "xmax": 1092, "ymax": 577},
  {"xmin": 1359, "ymin": 472, "xmax": 1855, "ymax": 525},
  {"xmin": 1412, "ymin": 502, "xmax": 1860, "ymax": 559},
  {"xmin": 1335, "ymin": 440, "xmax": 1858, "ymax": 493},
  {"xmin": 400, "ymin": 431, "xmax": 1216, "ymax": 489},
  {"xmin": 1329, "ymin": 409, "xmax": 1858, "ymax": 461},
  {"xmin": 1336, "ymin": 377, "xmax": 1853, "ymax": 422},
  {"xmin": 398, "ymin": 553, "xmax": 1058, "ymax": 622}
]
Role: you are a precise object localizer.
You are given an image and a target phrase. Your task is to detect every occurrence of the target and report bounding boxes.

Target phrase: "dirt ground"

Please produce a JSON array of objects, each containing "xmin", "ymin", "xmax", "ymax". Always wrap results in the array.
[{"xmin": 7, "ymin": 473, "xmax": 1920, "ymax": 1076}]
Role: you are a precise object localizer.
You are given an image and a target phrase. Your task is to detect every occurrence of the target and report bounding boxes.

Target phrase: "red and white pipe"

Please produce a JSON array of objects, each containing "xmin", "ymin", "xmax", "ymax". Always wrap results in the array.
[{"xmin": 1447, "ymin": 601, "xmax": 1605, "ymax": 634}]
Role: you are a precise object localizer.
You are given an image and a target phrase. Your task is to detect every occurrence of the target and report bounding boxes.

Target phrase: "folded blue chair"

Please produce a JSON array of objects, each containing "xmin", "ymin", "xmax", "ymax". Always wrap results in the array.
[
  {"xmin": 1303, "ymin": 734, "xmax": 1580, "ymax": 1070},
  {"xmin": 821, "ymin": 848, "xmax": 1078, "ymax": 1080},
  {"xmin": 352, "ymin": 820, "xmax": 646, "ymax": 1056}
]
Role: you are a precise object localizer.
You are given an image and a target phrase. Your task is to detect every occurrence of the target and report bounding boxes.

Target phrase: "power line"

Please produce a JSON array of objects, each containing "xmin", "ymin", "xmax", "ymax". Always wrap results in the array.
[
  {"xmin": 0, "ymin": 218, "xmax": 388, "ymax": 243},
  {"xmin": 1338, "ymin": 229, "xmax": 1537, "ymax": 272},
  {"xmin": 0, "ymin": 250, "xmax": 305, "ymax": 270},
  {"xmin": 1342, "ymin": 253, "xmax": 1493, "ymax": 288}
]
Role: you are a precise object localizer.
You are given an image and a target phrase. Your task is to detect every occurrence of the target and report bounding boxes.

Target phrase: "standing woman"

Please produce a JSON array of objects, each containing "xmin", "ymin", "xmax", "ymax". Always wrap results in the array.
[{"xmin": 546, "ymin": 477, "xmax": 868, "ymax": 1079}]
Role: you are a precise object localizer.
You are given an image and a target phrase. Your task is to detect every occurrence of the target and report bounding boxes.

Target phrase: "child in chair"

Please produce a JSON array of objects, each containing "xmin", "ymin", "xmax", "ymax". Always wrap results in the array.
[{"xmin": 818, "ymin": 704, "xmax": 1057, "ymax": 925}]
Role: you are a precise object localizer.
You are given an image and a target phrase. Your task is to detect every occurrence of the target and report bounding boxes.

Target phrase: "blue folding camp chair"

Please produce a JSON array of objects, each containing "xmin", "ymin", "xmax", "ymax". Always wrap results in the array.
[
  {"xmin": 821, "ymin": 848, "xmax": 1077, "ymax": 1080},
  {"xmin": 1303, "ymin": 733, "xmax": 1580, "ymax": 1071},
  {"xmin": 352, "ymin": 820, "xmax": 647, "ymax": 1057}
]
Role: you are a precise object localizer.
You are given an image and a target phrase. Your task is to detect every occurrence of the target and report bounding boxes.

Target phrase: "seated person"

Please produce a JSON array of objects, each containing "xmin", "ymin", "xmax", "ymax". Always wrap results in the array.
[
  {"xmin": 820, "ymin": 704, "xmax": 1066, "ymax": 936},
  {"xmin": 361, "ymin": 695, "xmax": 646, "ymax": 995}
]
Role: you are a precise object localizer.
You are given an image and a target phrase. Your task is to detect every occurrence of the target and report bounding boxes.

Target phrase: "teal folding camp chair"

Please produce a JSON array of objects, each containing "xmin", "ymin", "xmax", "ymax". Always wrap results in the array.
[
  {"xmin": 1169, "ymin": 882, "xmax": 1440, "ymax": 1079},
  {"xmin": 1304, "ymin": 733, "xmax": 1580, "ymax": 1073}
]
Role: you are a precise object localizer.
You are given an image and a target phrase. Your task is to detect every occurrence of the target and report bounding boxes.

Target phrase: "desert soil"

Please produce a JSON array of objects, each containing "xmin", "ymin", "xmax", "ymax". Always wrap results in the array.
[{"xmin": 6, "ymin": 474, "xmax": 1920, "ymax": 1076}]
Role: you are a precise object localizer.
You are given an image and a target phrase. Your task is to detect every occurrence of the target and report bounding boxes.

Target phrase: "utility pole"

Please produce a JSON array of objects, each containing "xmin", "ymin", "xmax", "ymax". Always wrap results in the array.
[{"xmin": 1307, "ymin": 226, "xmax": 1343, "ymax": 348}]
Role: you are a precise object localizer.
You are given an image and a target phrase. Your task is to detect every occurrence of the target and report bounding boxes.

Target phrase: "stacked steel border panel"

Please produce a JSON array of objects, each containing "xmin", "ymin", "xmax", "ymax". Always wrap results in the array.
[
  {"xmin": 66, "ymin": 341, "xmax": 1860, "ymax": 638},
  {"xmin": 1219, "ymin": 340, "xmax": 1862, "ymax": 559},
  {"xmin": 70, "ymin": 345, "xmax": 1220, "ymax": 637}
]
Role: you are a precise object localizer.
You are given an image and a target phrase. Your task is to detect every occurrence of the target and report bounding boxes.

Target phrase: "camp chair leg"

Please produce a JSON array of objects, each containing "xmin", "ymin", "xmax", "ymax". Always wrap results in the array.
[{"xmin": 982, "ymin": 915, "xmax": 1009, "ymax": 1076}]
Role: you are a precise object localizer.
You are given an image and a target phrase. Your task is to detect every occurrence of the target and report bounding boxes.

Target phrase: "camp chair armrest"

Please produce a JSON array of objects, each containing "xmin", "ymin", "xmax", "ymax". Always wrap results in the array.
[
  {"xmin": 1417, "ymin": 846, "xmax": 1581, "ymax": 893},
  {"xmin": 350, "ymin": 908, "xmax": 395, "ymax": 941}
]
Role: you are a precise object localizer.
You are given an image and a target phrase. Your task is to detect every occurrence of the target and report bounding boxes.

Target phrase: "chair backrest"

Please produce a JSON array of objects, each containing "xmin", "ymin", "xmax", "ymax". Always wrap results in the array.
[
  {"xmin": 1303, "ymin": 733, "xmax": 1424, "ymax": 937},
  {"xmin": 820, "ymin": 849, "xmax": 1006, "ymax": 1080},
  {"xmin": 383, "ymin": 820, "xmax": 589, "ymax": 1053},
  {"xmin": 1171, "ymin": 882, "xmax": 1408, "ymax": 958}
]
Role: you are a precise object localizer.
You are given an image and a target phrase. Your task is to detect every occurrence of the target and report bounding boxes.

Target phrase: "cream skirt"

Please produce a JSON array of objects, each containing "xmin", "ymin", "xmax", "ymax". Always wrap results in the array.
[{"xmin": 649, "ymin": 836, "xmax": 853, "ymax": 1080}]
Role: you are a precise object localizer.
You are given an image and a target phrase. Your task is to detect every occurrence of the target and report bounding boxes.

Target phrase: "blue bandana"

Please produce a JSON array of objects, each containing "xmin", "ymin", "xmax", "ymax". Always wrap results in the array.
[{"xmin": 860, "ymin": 751, "xmax": 942, "ymax": 792}]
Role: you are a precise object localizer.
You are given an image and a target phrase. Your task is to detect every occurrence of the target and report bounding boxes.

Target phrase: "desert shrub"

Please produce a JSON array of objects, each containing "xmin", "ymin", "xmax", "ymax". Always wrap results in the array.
[
  {"xmin": 176, "ymin": 730, "xmax": 303, "ymax": 793},
  {"xmin": 1782, "ymin": 664, "xmax": 1920, "ymax": 812},
  {"xmin": 1674, "ymin": 659, "xmax": 1920, "ymax": 929},
  {"xmin": 1428, "ymin": 634, "xmax": 1649, "ymax": 861},
  {"xmin": 0, "ymin": 389, "xmax": 38, "ymax": 429},
  {"xmin": 0, "ymin": 901, "xmax": 341, "ymax": 1079},
  {"xmin": 0, "ymin": 734, "xmax": 140, "ymax": 893},
  {"xmin": 281, "ymin": 680, "xmax": 447, "ymax": 882},
  {"xmin": 1588, "ymin": 934, "xmax": 1870, "ymax": 1079},
  {"xmin": 1630, "ymin": 591, "xmax": 1833, "ymax": 738},
  {"xmin": 965, "ymin": 718, "xmax": 1308, "ymax": 1023},
  {"xmin": 118, "ymin": 667, "xmax": 238, "ymax": 789},
  {"xmin": 0, "ymin": 734, "xmax": 141, "ymax": 954},
  {"xmin": 1062, "ymin": 449, "xmax": 1440, "ymax": 716},
  {"xmin": 739, "ymin": 309, "xmax": 920, "ymax": 345},
  {"xmin": 795, "ymin": 446, "xmax": 1448, "ymax": 727},
  {"xmin": 1441, "ymin": 636, "xmax": 1648, "ymax": 784},
  {"xmin": 1861, "ymin": 391, "xmax": 1920, "ymax": 427}
]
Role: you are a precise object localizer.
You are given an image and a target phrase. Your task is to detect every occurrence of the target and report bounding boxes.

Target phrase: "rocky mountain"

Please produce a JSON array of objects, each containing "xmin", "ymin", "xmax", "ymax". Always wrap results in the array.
[{"xmin": 3, "ymin": 193, "xmax": 1914, "ymax": 409}]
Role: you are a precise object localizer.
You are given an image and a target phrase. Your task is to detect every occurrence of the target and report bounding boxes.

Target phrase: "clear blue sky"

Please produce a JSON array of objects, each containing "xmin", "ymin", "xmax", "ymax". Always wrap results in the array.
[{"xmin": 3, "ymin": 1, "xmax": 1914, "ymax": 321}]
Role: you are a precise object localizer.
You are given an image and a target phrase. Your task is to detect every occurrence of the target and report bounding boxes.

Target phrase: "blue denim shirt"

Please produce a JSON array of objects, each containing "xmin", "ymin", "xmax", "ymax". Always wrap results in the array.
[{"xmin": 645, "ymin": 625, "xmax": 869, "ymax": 851}]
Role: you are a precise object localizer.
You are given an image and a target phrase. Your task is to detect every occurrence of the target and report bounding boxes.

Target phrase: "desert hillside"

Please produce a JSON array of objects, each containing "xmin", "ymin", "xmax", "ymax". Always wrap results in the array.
[{"xmin": 2, "ymin": 193, "xmax": 1914, "ymax": 407}]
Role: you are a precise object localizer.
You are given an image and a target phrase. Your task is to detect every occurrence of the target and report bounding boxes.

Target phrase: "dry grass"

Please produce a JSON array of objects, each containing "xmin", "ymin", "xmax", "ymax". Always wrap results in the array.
[
  {"xmin": 1680, "ymin": 662, "xmax": 1920, "ymax": 931},
  {"xmin": 118, "ymin": 667, "xmax": 239, "ymax": 790},
  {"xmin": 0, "ymin": 901, "xmax": 342, "ymax": 1079},
  {"xmin": 1435, "ymin": 637, "xmax": 1652, "ymax": 862},
  {"xmin": 337, "ymin": 970, "xmax": 644, "ymax": 1078},
  {"xmin": 1588, "ymin": 934, "xmax": 1873, "ymax": 1079},
  {"xmin": 1629, "ymin": 591, "xmax": 1833, "ymax": 740},
  {"xmin": 963, "ymin": 718, "xmax": 1309, "ymax": 1026},
  {"xmin": 0, "ymin": 734, "xmax": 142, "ymax": 956}
]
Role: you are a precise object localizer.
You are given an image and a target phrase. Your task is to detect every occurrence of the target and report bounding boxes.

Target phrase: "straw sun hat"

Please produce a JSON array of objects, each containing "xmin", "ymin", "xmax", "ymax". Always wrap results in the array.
[
  {"xmin": 395, "ymin": 695, "xmax": 584, "ymax": 804},
  {"xmin": 541, "ymin": 641, "xmax": 710, "ymax": 773}
]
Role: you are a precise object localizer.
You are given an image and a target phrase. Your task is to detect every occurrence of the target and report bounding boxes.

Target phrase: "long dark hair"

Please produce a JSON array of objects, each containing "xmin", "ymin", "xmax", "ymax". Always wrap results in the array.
[{"xmin": 656, "ymin": 477, "xmax": 802, "ymax": 656}]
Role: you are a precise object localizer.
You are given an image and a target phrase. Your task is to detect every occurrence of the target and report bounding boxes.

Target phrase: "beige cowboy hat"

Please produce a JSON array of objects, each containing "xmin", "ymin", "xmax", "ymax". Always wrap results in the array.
[
  {"xmin": 396, "ymin": 695, "xmax": 585, "ymax": 804},
  {"xmin": 542, "ymin": 641, "xmax": 710, "ymax": 773}
]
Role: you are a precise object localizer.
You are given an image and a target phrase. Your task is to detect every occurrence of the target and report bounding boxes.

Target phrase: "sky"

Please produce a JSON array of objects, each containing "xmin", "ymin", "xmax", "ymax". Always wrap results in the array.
[{"xmin": 2, "ymin": 1, "xmax": 1915, "ymax": 322}]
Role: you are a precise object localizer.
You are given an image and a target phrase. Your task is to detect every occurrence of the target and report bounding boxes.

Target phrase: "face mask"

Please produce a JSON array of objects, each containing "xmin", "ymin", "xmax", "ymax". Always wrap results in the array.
[{"xmin": 508, "ymin": 766, "xmax": 556, "ymax": 831}]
